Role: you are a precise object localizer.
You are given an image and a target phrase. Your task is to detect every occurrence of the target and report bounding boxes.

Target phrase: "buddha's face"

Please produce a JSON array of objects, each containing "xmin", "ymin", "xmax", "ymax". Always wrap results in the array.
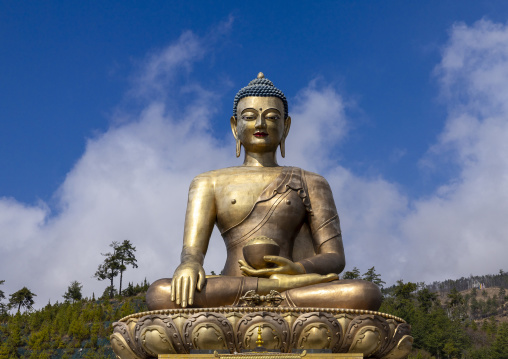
[{"xmin": 232, "ymin": 96, "xmax": 290, "ymax": 154}]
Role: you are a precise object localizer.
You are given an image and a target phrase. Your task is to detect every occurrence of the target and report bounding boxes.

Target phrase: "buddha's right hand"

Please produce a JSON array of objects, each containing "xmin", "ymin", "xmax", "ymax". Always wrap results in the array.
[{"xmin": 171, "ymin": 262, "xmax": 206, "ymax": 307}]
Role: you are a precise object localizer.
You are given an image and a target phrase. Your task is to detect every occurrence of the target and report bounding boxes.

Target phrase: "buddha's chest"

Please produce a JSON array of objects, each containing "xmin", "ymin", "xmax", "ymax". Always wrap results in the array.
[
  {"xmin": 214, "ymin": 171, "xmax": 307, "ymax": 233},
  {"xmin": 215, "ymin": 175, "xmax": 273, "ymax": 230}
]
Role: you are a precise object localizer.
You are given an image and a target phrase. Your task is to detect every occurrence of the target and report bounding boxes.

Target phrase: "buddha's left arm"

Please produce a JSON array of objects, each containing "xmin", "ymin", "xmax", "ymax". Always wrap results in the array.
[{"xmin": 297, "ymin": 172, "xmax": 346, "ymax": 275}]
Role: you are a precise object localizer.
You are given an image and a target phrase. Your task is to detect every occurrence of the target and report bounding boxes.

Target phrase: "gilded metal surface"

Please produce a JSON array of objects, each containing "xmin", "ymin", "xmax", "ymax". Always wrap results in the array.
[
  {"xmin": 149, "ymin": 74, "xmax": 387, "ymax": 311},
  {"xmin": 118, "ymin": 307, "xmax": 407, "ymax": 324},
  {"xmin": 113, "ymin": 308, "xmax": 410, "ymax": 358},
  {"xmin": 341, "ymin": 315, "xmax": 389, "ymax": 357},
  {"xmin": 243, "ymin": 237, "xmax": 281, "ymax": 270},
  {"xmin": 240, "ymin": 290, "xmax": 283, "ymax": 307},
  {"xmin": 236, "ymin": 311, "xmax": 290, "ymax": 352},
  {"xmin": 215, "ymin": 352, "xmax": 306, "ymax": 359},
  {"xmin": 134, "ymin": 315, "xmax": 186, "ymax": 356},
  {"xmin": 112, "ymin": 74, "xmax": 412, "ymax": 359},
  {"xmin": 290, "ymin": 312, "xmax": 342, "ymax": 352},
  {"xmin": 182, "ymin": 312, "xmax": 236, "ymax": 352},
  {"xmin": 111, "ymin": 321, "xmax": 143, "ymax": 359},
  {"xmin": 159, "ymin": 355, "xmax": 363, "ymax": 359},
  {"xmin": 255, "ymin": 325, "xmax": 265, "ymax": 347}
]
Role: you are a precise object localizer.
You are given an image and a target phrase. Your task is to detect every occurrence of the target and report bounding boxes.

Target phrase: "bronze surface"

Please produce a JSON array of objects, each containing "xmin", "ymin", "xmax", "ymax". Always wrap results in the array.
[
  {"xmin": 111, "ymin": 307, "xmax": 411, "ymax": 358},
  {"xmin": 243, "ymin": 237, "xmax": 281, "ymax": 269},
  {"xmin": 159, "ymin": 354, "xmax": 363, "ymax": 359},
  {"xmin": 160, "ymin": 74, "xmax": 357, "ymax": 309},
  {"xmin": 113, "ymin": 73, "xmax": 413, "ymax": 359}
]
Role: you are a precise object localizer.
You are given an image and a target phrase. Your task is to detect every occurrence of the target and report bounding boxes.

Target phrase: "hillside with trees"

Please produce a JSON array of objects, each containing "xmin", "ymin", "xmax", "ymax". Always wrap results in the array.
[
  {"xmin": 0, "ymin": 280, "xmax": 149, "ymax": 359},
  {"xmin": 1, "ymin": 260, "xmax": 507, "ymax": 358}
]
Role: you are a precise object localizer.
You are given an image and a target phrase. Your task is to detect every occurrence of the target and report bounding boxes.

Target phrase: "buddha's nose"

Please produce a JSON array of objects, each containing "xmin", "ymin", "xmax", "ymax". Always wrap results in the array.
[{"xmin": 255, "ymin": 116, "xmax": 266, "ymax": 129}]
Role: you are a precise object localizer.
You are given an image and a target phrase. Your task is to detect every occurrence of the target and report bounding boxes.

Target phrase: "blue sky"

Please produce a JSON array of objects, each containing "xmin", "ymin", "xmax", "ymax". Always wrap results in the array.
[{"xmin": 2, "ymin": 1, "xmax": 508, "ymax": 308}]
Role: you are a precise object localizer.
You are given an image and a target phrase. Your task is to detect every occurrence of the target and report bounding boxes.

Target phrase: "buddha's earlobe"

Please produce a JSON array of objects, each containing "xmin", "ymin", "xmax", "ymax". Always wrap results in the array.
[
  {"xmin": 236, "ymin": 139, "xmax": 241, "ymax": 158},
  {"xmin": 280, "ymin": 116, "xmax": 291, "ymax": 158},
  {"xmin": 231, "ymin": 116, "xmax": 241, "ymax": 158}
]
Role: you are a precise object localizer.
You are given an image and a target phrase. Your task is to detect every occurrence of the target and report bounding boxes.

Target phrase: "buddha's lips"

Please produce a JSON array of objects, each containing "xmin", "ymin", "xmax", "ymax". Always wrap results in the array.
[{"xmin": 254, "ymin": 132, "xmax": 268, "ymax": 138}]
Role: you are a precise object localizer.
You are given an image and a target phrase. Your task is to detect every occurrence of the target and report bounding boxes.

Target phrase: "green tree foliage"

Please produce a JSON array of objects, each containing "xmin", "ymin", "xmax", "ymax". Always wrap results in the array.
[
  {"xmin": 0, "ymin": 341, "xmax": 17, "ymax": 359},
  {"xmin": 0, "ymin": 280, "xmax": 5, "ymax": 301},
  {"xmin": 68, "ymin": 314, "xmax": 89, "ymax": 343},
  {"xmin": 94, "ymin": 253, "xmax": 120, "ymax": 298},
  {"xmin": 115, "ymin": 240, "xmax": 138, "ymax": 295},
  {"xmin": 94, "ymin": 240, "xmax": 138, "ymax": 298},
  {"xmin": 122, "ymin": 278, "xmax": 150, "ymax": 297},
  {"xmin": 342, "ymin": 267, "xmax": 361, "ymax": 279},
  {"xmin": 492, "ymin": 322, "xmax": 508, "ymax": 358},
  {"xmin": 63, "ymin": 280, "xmax": 83, "ymax": 303},
  {"xmin": 416, "ymin": 287, "xmax": 438, "ymax": 313},
  {"xmin": 0, "ymin": 282, "xmax": 148, "ymax": 357},
  {"xmin": 381, "ymin": 280, "xmax": 470, "ymax": 358},
  {"xmin": 448, "ymin": 287, "xmax": 464, "ymax": 307},
  {"xmin": 9, "ymin": 287, "xmax": 36, "ymax": 313},
  {"xmin": 0, "ymin": 280, "xmax": 7, "ymax": 316},
  {"xmin": 362, "ymin": 266, "xmax": 386, "ymax": 288}
]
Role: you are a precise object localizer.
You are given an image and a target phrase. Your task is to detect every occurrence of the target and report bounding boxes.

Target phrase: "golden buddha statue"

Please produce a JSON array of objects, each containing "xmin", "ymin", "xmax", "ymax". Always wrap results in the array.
[{"xmin": 146, "ymin": 73, "xmax": 382, "ymax": 311}]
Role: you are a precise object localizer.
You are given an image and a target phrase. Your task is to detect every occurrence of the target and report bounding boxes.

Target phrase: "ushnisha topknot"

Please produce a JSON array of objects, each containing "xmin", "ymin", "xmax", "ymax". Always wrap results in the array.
[{"xmin": 233, "ymin": 72, "xmax": 289, "ymax": 119}]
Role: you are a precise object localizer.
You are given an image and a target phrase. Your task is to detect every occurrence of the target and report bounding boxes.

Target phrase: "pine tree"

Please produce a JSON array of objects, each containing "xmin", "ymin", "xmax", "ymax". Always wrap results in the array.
[
  {"xmin": 115, "ymin": 240, "xmax": 138, "ymax": 296},
  {"xmin": 447, "ymin": 287, "xmax": 464, "ymax": 308},
  {"xmin": 8, "ymin": 314, "xmax": 23, "ymax": 348},
  {"xmin": 492, "ymin": 323, "xmax": 508, "ymax": 358},
  {"xmin": 0, "ymin": 341, "xmax": 16, "ymax": 359},
  {"xmin": 416, "ymin": 287, "xmax": 438, "ymax": 313},
  {"xmin": 68, "ymin": 315, "xmax": 89, "ymax": 343},
  {"xmin": 342, "ymin": 267, "xmax": 361, "ymax": 279},
  {"xmin": 94, "ymin": 240, "xmax": 138, "ymax": 298},
  {"xmin": 0, "ymin": 280, "xmax": 5, "ymax": 302},
  {"xmin": 0, "ymin": 280, "xmax": 6, "ymax": 316},
  {"xmin": 362, "ymin": 266, "xmax": 386, "ymax": 288},
  {"xmin": 9, "ymin": 287, "xmax": 36, "ymax": 313},
  {"xmin": 63, "ymin": 281, "xmax": 83, "ymax": 303},
  {"xmin": 94, "ymin": 246, "xmax": 120, "ymax": 299}
]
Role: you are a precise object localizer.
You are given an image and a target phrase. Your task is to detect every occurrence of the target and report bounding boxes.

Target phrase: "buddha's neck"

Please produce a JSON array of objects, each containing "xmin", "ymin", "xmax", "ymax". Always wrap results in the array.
[{"xmin": 243, "ymin": 151, "xmax": 279, "ymax": 167}]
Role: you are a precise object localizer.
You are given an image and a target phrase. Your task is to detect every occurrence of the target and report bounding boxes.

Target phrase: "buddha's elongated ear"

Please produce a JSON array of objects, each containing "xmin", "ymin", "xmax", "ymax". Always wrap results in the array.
[
  {"xmin": 283, "ymin": 116, "xmax": 291, "ymax": 139},
  {"xmin": 230, "ymin": 116, "xmax": 238, "ymax": 139},
  {"xmin": 230, "ymin": 116, "xmax": 241, "ymax": 157},
  {"xmin": 280, "ymin": 116, "xmax": 291, "ymax": 158}
]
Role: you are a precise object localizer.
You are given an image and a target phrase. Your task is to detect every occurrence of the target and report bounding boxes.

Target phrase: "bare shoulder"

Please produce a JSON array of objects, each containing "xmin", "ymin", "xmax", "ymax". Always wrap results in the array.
[
  {"xmin": 298, "ymin": 168, "xmax": 338, "ymax": 212},
  {"xmin": 190, "ymin": 167, "xmax": 245, "ymax": 186},
  {"xmin": 301, "ymin": 169, "xmax": 332, "ymax": 189}
]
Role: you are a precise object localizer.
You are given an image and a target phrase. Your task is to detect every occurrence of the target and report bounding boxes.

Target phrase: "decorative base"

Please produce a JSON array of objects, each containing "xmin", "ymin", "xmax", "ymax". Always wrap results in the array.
[
  {"xmin": 159, "ymin": 354, "xmax": 363, "ymax": 359},
  {"xmin": 110, "ymin": 307, "xmax": 412, "ymax": 359}
]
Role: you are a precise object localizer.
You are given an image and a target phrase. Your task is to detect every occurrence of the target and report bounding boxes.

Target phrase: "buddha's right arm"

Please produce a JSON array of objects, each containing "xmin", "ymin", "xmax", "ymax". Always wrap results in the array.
[{"xmin": 171, "ymin": 174, "xmax": 216, "ymax": 307}]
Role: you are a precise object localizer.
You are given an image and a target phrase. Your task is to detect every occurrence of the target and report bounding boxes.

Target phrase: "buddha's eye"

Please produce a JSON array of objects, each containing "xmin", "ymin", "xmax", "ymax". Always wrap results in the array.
[
  {"xmin": 265, "ymin": 114, "xmax": 280, "ymax": 121},
  {"xmin": 241, "ymin": 113, "xmax": 257, "ymax": 120}
]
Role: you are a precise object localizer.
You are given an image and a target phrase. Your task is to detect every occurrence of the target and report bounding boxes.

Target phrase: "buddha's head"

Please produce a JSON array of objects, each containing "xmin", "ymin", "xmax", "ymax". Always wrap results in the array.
[{"xmin": 231, "ymin": 73, "xmax": 291, "ymax": 158}]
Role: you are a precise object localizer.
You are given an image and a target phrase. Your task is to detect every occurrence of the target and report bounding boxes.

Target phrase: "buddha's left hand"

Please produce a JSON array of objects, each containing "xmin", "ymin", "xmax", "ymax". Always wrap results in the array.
[{"xmin": 239, "ymin": 256, "xmax": 306, "ymax": 277}]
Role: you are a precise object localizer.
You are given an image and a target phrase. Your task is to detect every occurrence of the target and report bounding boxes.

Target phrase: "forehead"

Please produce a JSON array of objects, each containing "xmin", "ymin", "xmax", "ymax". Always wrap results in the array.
[{"xmin": 237, "ymin": 96, "xmax": 284, "ymax": 112}]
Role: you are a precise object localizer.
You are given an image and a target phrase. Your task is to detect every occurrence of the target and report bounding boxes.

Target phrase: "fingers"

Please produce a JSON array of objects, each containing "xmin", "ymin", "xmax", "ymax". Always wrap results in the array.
[
  {"xmin": 175, "ymin": 276, "xmax": 182, "ymax": 305},
  {"xmin": 197, "ymin": 270, "xmax": 205, "ymax": 291},
  {"xmin": 240, "ymin": 265, "xmax": 273, "ymax": 277},
  {"xmin": 238, "ymin": 259, "xmax": 249, "ymax": 267},
  {"xmin": 182, "ymin": 276, "xmax": 189, "ymax": 307},
  {"xmin": 325, "ymin": 273, "xmax": 339, "ymax": 281},
  {"xmin": 189, "ymin": 275, "xmax": 197, "ymax": 306},
  {"xmin": 263, "ymin": 255, "xmax": 291, "ymax": 266}
]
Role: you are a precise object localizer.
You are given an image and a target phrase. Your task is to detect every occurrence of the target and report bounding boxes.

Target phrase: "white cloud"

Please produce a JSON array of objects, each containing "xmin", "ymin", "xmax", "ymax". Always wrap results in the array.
[
  {"xmin": 399, "ymin": 19, "xmax": 508, "ymax": 283},
  {"xmin": 284, "ymin": 81, "xmax": 349, "ymax": 172},
  {"xmin": 0, "ymin": 30, "xmax": 234, "ymax": 308}
]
